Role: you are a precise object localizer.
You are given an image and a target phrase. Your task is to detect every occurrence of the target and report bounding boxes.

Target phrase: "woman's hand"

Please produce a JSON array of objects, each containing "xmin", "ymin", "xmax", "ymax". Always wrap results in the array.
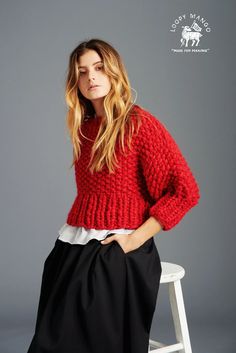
[{"xmin": 100, "ymin": 233, "xmax": 144, "ymax": 254}]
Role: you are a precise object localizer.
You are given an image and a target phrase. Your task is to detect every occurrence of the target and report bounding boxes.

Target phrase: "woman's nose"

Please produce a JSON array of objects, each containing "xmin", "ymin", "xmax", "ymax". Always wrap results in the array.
[{"xmin": 88, "ymin": 70, "xmax": 95, "ymax": 81}]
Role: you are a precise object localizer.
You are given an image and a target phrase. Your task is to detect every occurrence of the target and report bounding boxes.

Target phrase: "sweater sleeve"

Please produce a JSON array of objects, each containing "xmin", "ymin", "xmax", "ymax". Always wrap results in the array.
[{"xmin": 139, "ymin": 114, "xmax": 200, "ymax": 231}]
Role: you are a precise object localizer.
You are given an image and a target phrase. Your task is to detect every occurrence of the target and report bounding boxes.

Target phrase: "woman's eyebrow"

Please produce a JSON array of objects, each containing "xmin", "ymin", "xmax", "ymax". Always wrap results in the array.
[{"xmin": 78, "ymin": 61, "xmax": 102, "ymax": 68}]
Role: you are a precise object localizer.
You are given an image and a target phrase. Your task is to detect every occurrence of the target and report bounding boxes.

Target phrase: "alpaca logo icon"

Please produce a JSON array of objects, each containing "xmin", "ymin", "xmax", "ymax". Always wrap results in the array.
[
  {"xmin": 181, "ymin": 20, "xmax": 203, "ymax": 47},
  {"xmin": 170, "ymin": 13, "xmax": 211, "ymax": 53}
]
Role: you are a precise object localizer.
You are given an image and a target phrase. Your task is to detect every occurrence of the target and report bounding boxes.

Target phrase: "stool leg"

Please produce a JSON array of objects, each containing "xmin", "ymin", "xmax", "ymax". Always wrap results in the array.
[{"xmin": 169, "ymin": 280, "xmax": 193, "ymax": 353}]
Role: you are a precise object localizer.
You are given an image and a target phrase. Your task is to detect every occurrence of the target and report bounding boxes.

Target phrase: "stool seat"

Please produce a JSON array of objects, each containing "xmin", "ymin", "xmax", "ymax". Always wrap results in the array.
[
  {"xmin": 149, "ymin": 261, "xmax": 193, "ymax": 353},
  {"xmin": 160, "ymin": 262, "xmax": 185, "ymax": 283}
]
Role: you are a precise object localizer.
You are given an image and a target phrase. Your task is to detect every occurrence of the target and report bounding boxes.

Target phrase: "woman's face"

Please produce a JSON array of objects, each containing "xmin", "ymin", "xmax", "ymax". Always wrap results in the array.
[{"xmin": 77, "ymin": 49, "xmax": 111, "ymax": 103}]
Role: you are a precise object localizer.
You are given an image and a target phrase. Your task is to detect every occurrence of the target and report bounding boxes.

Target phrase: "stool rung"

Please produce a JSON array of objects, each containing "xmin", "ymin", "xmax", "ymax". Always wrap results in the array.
[{"xmin": 149, "ymin": 340, "xmax": 184, "ymax": 353}]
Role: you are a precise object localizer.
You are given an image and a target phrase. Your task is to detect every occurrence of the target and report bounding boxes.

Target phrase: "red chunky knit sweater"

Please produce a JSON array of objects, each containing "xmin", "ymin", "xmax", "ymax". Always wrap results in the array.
[{"xmin": 66, "ymin": 104, "xmax": 200, "ymax": 231}]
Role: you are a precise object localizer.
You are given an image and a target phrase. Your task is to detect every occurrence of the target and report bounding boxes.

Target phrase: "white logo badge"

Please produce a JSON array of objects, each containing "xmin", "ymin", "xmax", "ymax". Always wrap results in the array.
[{"xmin": 170, "ymin": 13, "xmax": 211, "ymax": 53}]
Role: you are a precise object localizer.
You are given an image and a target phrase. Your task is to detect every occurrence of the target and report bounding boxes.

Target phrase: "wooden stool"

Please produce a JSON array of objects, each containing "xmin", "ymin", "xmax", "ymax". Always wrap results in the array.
[{"xmin": 149, "ymin": 262, "xmax": 193, "ymax": 353}]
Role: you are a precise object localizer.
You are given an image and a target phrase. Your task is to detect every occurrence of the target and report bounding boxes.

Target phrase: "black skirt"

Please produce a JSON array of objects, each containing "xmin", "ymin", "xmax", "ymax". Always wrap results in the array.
[{"xmin": 27, "ymin": 233, "xmax": 162, "ymax": 353}]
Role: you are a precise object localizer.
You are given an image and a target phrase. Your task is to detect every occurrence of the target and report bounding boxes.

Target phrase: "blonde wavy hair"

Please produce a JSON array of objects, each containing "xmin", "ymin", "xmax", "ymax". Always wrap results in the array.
[{"xmin": 65, "ymin": 38, "xmax": 143, "ymax": 174}]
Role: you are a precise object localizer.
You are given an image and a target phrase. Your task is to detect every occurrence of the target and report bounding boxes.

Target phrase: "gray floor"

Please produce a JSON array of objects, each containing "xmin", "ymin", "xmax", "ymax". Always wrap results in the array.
[{"xmin": 1, "ymin": 320, "xmax": 235, "ymax": 353}]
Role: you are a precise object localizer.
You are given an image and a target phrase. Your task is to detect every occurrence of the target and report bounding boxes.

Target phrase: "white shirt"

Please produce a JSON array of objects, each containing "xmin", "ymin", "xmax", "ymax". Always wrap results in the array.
[{"xmin": 58, "ymin": 223, "xmax": 136, "ymax": 245}]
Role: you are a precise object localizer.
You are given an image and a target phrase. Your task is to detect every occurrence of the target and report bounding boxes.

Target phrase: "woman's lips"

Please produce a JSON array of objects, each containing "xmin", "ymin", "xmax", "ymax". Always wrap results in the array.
[{"xmin": 88, "ymin": 85, "xmax": 100, "ymax": 91}]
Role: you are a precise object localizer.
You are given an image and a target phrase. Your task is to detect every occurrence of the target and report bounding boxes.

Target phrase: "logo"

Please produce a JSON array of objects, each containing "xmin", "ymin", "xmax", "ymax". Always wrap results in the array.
[{"xmin": 170, "ymin": 13, "xmax": 211, "ymax": 53}]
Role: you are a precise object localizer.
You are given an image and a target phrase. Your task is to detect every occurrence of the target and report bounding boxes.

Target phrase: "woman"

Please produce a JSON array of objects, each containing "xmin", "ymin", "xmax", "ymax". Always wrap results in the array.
[{"xmin": 27, "ymin": 38, "xmax": 200, "ymax": 353}]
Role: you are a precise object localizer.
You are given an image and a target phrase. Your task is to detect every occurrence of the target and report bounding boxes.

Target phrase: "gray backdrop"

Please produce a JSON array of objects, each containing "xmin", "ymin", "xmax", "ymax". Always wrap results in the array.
[{"xmin": 0, "ymin": 1, "xmax": 235, "ymax": 352}]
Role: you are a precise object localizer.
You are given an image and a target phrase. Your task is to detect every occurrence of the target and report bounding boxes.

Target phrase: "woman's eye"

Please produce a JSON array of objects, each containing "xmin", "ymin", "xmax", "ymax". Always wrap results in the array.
[{"xmin": 79, "ymin": 65, "xmax": 103, "ymax": 75}]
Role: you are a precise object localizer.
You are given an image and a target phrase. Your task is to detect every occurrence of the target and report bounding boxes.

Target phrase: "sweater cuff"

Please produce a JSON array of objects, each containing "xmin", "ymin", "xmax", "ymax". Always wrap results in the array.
[{"xmin": 149, "ymin": 194, "xmax": 199, "ymax": 231}]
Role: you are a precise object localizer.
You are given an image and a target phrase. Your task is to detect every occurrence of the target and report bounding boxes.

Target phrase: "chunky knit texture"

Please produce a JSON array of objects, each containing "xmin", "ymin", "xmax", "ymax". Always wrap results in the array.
[{"xmin": 66, "ymin": 104, "xmax": 200, "ymax": 231}]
